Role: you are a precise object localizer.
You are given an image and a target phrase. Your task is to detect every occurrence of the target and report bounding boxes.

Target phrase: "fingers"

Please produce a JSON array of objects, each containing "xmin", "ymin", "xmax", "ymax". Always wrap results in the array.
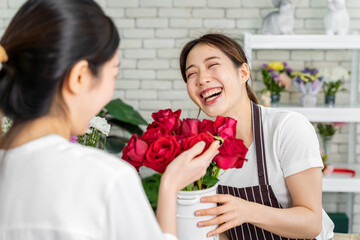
[
  {"xmin": 195, "ymin": 204, "xmax": 228, "ymax": 216},
  {"xmin": 197, "ymin": 140, "xmax": 220, "ymax": 162},
  {"xmin": 200, "ymin": 194, "xmax": 233, "ymax": 204},
  {"xmin": 207, "ymin": 221, "xmax": 236, "ymax": 237},
  {"xmin": 198, "ymin": 212, "xmax": 234, "ymax": 228},
  {"xmin": 180, "ymin": 141, "xmax": 206, "ymax": 159}
]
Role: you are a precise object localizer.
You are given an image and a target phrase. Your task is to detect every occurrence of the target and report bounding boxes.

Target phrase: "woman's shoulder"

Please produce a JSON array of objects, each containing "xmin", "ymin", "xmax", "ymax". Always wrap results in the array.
[
  {"xmin": 259, "ymin": 105, "xmax": 310, "ymax": 130},
  {"xmin": 24, "ymin": 134, "xmax": 136, "ymax": 178}
]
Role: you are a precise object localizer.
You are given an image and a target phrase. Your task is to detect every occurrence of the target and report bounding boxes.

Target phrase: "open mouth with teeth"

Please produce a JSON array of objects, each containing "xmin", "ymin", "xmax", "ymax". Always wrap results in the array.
[{"xmin": 200, "ymin": 87, "xmax": 223, "ymax": 103}]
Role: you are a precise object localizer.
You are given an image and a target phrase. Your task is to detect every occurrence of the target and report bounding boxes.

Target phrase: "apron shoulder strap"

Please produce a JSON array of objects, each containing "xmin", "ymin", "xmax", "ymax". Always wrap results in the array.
[{"xmin": 251, "ymin": 101, "xmax": 269, "ymax": 185}]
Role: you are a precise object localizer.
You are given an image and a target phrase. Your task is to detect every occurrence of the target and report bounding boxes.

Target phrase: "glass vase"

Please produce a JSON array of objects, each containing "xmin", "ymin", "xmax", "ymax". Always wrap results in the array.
[
  {"xmin": 325, "ymin": 94, "xmax": 336, "ymax": 107},
  {"xmin": 320, "ymin": 135, "xmax": 333, "ymax": 166},
  {"xmin": 270, "ymin": 93, "xmax": 281, "ymax": 107}
]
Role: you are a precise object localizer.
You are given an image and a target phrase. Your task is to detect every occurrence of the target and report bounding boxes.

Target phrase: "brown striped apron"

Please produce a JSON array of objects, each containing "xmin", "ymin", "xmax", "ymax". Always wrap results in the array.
[{"xmin": 217, "ymin": 102, "xmax": 316, "ymax": 240}]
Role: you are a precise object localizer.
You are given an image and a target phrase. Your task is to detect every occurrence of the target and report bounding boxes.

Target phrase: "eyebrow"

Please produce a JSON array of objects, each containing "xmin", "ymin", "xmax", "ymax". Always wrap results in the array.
[{"xmin": 185, "ymin": 56, "xmax": 220, "ymax": 72}]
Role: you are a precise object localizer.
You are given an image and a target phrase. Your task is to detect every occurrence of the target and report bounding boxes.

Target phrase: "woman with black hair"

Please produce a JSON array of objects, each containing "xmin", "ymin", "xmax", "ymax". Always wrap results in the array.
[
  {"xmin": 0, "ymin": 1, "xmax": 219, "ymax": 239},
  {"xmin": 179, "ymin": 33, "xmax": 334, "ymax": 240}
]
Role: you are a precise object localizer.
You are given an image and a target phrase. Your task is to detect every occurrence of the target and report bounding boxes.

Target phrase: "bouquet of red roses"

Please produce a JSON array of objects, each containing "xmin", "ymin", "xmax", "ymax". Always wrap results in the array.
[{"xmin": 122, "ymin": 109, "xmax": 248, "ymax": 191}]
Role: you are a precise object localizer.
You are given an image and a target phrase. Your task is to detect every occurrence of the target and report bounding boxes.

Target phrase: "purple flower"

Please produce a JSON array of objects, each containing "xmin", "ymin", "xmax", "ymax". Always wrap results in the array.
[
  {"xmin": 286, "ymin": 67, "xmax": 293, "ymax": 73},
  {"xmin": 262, "ymin": 63, "xmax": 268, "ymax": 68},
  {"xmin": 70, "ymin": 135, "xmax": 78, "ymax": 144},
  {"xmin": 283, "ymin": 62, "xmax": 288, "ymax": 67},
  {"xmin": 310, "ymin": 68, "xmax": 318, "ymax": 75},
  {"xmin": 272, "ymin": 73, "xmax": 279, "ymax": 80},
  {"xmin": 268, "ymin": 68, "xmax": 274, "ymax": 72},
  {"xmin": 312, "ymin": 79, "xmax": 319, "ymax": 91},
  {"xmin": 302, "ymin": 67, "xmax": 310, "ymax": 74}
]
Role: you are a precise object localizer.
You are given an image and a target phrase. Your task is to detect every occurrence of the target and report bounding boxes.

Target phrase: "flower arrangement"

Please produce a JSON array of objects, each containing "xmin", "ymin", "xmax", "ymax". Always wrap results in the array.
[
  {"xmin": 261, "ymin": 61, "xmax": 293, "ymax": 94},
  {"xmin": 1, "ymin": 116, "xmax": 12, "ymax": 136},
  {"xmin": 73, "ymin": 116, "xmax": 111, "ymax": 149},
  {"xmin": 122, "ymin": 109, "xmax": 248, "ymax": 191},
  {"xmin": 292, "ymin": 67, "xmax": 323, "ymax": 107},
  {"xmin": 319, "ymin": 66, "xmax": 349, "ymax": 96},
  {"xmin": 316, "ymin": 122, "xmax": 346, "ymax": 168}
]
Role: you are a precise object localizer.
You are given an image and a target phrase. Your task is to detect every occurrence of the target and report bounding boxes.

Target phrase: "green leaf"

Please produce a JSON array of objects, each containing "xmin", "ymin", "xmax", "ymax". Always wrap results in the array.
[
  {"xmin": 202, "ymin": 175, "xmax": 219, "ymax": 188},
  {"xmin": 104, "ymin": 136, "xmax": 128, "ymax": 153},
  {"xmin": 104, "ymin": 99, "xmax": 147, "ymax": 126},
  {"xmin": 107, "ymin": 118, "xmax": 144, "ymax": 135},
  {"xmin": 141, "ymin": 174, "xmax": 161, "ymax": 210}
]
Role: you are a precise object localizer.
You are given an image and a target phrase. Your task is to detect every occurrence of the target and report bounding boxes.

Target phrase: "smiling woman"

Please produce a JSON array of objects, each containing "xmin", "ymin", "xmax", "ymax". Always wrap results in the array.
[{"xmin": 179, "ymin": 33, "xmax": 334, "ymax": 240}]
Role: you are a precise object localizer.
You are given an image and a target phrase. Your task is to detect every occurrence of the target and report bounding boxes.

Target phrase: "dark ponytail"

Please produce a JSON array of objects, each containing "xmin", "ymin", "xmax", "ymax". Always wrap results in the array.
[{"xmin": 0, "ymin": 0, "xmax": 120, "ymax": 124}]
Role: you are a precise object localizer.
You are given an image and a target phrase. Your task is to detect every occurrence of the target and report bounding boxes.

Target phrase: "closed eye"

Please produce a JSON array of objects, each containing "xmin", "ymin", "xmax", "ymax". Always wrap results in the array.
[
  {"xmin": 209, "ymin": 63, "xmax": 219, "ymax": 68},
  {"xmin": 187, "ymin": 72, "xmax": 197, "ymax": 79}
]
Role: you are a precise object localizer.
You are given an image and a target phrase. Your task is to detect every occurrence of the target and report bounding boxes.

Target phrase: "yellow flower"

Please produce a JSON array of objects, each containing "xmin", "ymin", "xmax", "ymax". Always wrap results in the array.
[{"xmin": 267, "ymin": 61, "xmax": 284, "ymax": 71}]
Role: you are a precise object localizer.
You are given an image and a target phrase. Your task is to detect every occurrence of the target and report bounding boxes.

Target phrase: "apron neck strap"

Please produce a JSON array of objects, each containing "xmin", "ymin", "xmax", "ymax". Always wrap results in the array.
[{"xmin": 251, "ymin": 101, "xmax": 269, "ymax": 185}]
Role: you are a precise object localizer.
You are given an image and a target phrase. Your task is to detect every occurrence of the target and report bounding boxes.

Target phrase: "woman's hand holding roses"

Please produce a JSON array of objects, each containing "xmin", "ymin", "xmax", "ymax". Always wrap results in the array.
[{"xmin": 162, "ymin": 140, "xmax": 220, "ymax": 192}]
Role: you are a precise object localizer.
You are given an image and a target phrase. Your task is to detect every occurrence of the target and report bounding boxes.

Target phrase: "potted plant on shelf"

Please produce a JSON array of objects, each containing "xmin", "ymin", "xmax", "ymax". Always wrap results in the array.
[
  {"xmin": 316, "ymin": 122, "xmax": 346, "ymax": 168},
  {"xmin": 319, "ymin": 66, "xmax": 349, "ymax": 107},
  {"xmin": 261, "ymin": 61, "xmax": 292, "ymax": 107},
  {"xmin": 293, "ymin": 66, "xmax": 323, "ymax": 107}
]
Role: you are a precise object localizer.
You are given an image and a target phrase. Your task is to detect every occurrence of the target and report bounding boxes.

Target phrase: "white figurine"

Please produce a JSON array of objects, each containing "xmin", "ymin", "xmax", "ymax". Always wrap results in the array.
[
  {"xmin": 260, "ymin": 90, "xmax": 271, "ymax": 107},
  {"xmin": 324, "ymin": 0, "xmax": 350, "ymax": 35},
  {"xmin": 261, "ymin": 0, "xmax": 295, "ymax": 34}
]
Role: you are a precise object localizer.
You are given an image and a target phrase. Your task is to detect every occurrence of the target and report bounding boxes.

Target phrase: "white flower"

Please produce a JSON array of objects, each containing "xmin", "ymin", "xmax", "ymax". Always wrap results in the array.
[
  {"xmin": 88, "ymin": 116, "xmax": 111, "ymax": 136},
  {"xmin": 1, "ymin": 116, "xmax": 12, "ymax": 134},
  {"xmin": 319, "ymin": 67, "xmax": 350, "ymax": 83}
]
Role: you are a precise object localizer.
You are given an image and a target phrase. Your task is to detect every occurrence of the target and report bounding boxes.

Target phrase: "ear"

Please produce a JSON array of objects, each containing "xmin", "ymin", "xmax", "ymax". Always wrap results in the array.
[
  {"xmin": 238, "ymin": 63, "xmax": 250, "ymax": 84},
  {"xmin": 64, "ymin": 60, "xmax": 91, "ymax": 95}
]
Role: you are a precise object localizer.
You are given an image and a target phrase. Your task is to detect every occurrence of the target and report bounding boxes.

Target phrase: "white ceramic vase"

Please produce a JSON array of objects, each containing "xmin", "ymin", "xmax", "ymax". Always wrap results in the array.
[
  {"xmin": 177, "ymin": 183, "xmax": 219, "ymax": 240},
  {"xmin": 300, "ymin": 94, "xmax": 318, "ymax": 107}
]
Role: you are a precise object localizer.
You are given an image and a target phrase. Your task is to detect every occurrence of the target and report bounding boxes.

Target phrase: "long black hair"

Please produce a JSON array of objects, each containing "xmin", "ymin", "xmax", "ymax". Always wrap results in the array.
[{"xmin": 0, "ymin": 0, "xmax": 120, "ymax": 126}]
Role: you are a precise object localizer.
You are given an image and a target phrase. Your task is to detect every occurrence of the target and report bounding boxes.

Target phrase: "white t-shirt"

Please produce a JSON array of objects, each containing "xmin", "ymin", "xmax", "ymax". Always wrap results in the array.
[
  {"xmin": 218, "ymin": 106, "xmax": 334, "ymax": 240},
  {"xmin": 0, "ymin": 134, "xmax": 176, "ymax": 240}
]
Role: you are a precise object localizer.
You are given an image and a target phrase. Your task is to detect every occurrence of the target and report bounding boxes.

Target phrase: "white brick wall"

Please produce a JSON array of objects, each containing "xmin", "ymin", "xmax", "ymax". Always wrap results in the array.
[{"xmin": 1, "ymin": 0, "xmax": 360, "ymax": 233}]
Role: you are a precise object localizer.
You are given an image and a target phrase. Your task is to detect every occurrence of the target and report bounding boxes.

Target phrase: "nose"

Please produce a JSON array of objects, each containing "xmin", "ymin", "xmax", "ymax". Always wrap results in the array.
[{"xmin": 196, "ymin": 71, "xmax": 211, "ymax": 86}]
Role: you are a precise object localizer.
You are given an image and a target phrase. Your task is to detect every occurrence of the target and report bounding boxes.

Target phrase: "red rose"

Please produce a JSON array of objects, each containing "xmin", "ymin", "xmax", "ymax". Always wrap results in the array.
[
  {"xmin": 151, "ymin": 109, "xmax": 182, "ymax": 133},
  {"xmin": 181, "ymin": 132, "xmax": 215, "ymax": 154},
  {"xmin": 214, "ymin": 116, "xmax": 237, "ymax": 139},
  {"xmin": 142, "ymin": 126, "xmax": 170, "ymax": 145},
  {"xmin": 144, "ymin": 135, "xmax": 181, "ymax": 173},
  {"xmin": 181, "ymin": 118, "xmax": 201, "ymax": 136},
  {"xmin": 175, "ymin": 134, "xmax": 188, "ymax": 146},
  {"xmin": 213, "ymin": 137, "xmax": 248, "ymax": 170},
  {"xmin": 122, "ymin": 134, "xmax": 148, "ymax": 171},
  {"xmin": 199, "ymin": 119, "xmax": 215, "ymax": 135},
  {"xmin": 146, "ymin": 121, "xmax": 160, "ymax": 130}
]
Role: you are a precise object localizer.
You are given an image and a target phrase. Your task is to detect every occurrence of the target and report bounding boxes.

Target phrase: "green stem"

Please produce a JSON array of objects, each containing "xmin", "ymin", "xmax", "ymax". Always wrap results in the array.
[
  {"xmin": 102, "ymin": 136, "xmax": 107, "ymax": 150},
  {"xmin": 213, "ymin": 166, "xmax": 221, "ymax": 179},
  {"xmin": 197, "ymin": 179, "xmax": 202, "ymax": 190}
]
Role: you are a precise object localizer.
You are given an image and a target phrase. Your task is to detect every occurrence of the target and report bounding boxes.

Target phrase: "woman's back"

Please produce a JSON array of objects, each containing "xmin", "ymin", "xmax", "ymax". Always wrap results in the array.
[{"xmin": 0, "ymin": 134, "xmax": 165, "ymax": 240}]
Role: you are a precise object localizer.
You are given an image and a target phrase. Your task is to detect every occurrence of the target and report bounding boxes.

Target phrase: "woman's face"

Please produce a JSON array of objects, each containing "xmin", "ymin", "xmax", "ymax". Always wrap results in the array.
[
  {"xmin": 74, "ymin": 51, "xmax": 119, "ymax": 135},
  {"xmin": 89, "ymin": 51, "xmax": 120, "ymax": 115},
  {"xmin": 185, "ymin": 44, "xmax": 247, "ymax": 118}
]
